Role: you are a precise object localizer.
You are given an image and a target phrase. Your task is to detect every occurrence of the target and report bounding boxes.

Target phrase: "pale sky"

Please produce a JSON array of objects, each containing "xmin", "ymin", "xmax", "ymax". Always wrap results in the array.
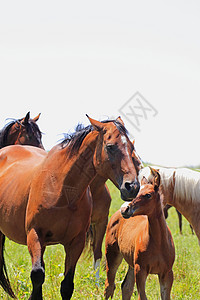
[{"xmin": 0, "ymin": 0, "xmax": 200, "ymax": 167}]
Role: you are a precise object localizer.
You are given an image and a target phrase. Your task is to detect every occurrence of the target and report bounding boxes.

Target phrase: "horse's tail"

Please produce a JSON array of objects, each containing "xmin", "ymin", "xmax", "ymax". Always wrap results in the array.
[{"xmin": 0, "ymin": 233, "xmax": 16, "ymax": 298}]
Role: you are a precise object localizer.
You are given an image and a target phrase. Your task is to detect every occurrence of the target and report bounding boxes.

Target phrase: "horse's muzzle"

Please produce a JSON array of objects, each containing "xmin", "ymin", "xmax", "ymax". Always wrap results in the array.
[
  {"xmin": 120, "ymin": 202, "xmax": 136, "ymax": 219},
  {"xmin": 120, "ymin": 179, "xmax": 140, "ymax": 201}
]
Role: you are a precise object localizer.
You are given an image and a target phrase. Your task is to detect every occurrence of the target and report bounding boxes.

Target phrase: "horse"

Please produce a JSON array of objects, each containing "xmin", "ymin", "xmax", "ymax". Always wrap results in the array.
[
  {"xmin": 0, "ymin": 111, "xmax": 43, "ymax": 149},
  {"xmin": 87, "ymin": 140, "xmax": 143, "ymax": 282},
  {"xmin": 104, "ymin": 168, "xmax": 175, "ymax": 300},
  {"xmin": 0, "ymin": 115, "xmax": 140, "ymax": 300},
  {"xmin": 139, "ymin": 166, "xmax": 200, "ymax": 243},
  {"xmin": 163, "ymin": 204, "xmax": 193, "ymax": 234}
]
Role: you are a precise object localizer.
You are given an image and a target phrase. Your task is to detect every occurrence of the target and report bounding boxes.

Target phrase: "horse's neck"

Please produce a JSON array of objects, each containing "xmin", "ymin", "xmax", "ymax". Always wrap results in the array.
[
  {"xmin": 90, "ymin": 174, "xmax": 107, "ymax": 190},
  {"xmin": 60, "ymin": 131, "xmax": 98, "ymax": 206},
  {"xmin": 148, "ymin": 199, "xmax": 169, "ymax": 247}
]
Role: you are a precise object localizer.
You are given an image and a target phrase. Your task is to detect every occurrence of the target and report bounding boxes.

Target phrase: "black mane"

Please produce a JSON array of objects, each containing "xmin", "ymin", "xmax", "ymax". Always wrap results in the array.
[
  {"xmin": 0, "ymin": 121, "xmax": 15, "ymax": 148},
  {"xmin": 61, "ymin": 119, "xmax": 128, "ymax": 157}
]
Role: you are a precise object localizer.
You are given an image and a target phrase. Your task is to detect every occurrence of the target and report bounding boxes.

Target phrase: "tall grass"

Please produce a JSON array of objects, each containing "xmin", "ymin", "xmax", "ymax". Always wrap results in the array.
[{"xmin": 1, "ymin": 180, "xmax": 200, "ymax": 299}]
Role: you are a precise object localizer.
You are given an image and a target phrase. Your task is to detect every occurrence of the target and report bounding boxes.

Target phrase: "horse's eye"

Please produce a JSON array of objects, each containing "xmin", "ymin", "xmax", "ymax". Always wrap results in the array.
[
  {"xmin": 106, "ymin": 144, "xmax": 117, "ymax": 154},
  {"xmin": 144, "ymin": 193, "xmax": 151, "ymax": 199}
]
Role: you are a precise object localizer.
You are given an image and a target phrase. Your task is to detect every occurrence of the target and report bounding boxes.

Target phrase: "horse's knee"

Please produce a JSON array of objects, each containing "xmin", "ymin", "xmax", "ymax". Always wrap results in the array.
[
  {"xmin": 31, "ymin": 266, "xmax": 45, "ymax": 288},
  {"xmin": 60, "ymin": 269, "xmax": 74, "ymax": 300}
]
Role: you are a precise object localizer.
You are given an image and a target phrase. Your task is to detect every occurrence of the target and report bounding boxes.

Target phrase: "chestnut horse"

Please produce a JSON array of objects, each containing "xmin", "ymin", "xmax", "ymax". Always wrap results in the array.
[
  {"xmin": 139, "ymin": 166, "xmax": 200, "ymax": 243},
  {"xmin": 0, "ymin": 116, "xmax": 140, "ymax": 299},
  {"xmin": 104, "ymin": 168, "xmax": 175, "ymax": 300},
  {"xmin": 0, "ymin": 111, "xmax": 43, "ymax": 148},
  {"xmin": 87, "ymin": 140, "xmax": 142, "ymax": 281}
]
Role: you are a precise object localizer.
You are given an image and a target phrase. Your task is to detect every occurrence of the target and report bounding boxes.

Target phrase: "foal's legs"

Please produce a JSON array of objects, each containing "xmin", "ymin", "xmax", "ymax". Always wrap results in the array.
[
  {"xmin": 121, "ymin": 266, "xmax": 135, "ymax": 300},
  {"xmin": 60, "ymin": 233, "xmax": 86, "ymax": 300},
  {"xmin": 27, "ymin": 228, "xmax": 45, "ymax": 300},
  {"xmin": 135, "ymin": 265, "xmax": 148, "ymax": 300},
  {"xmin": 104, "ymin": 243, "xmax": 123, "ymax": 299},
  {"xmin": 159, "ymin": 270, "xmax": 173, "ymax": 300}
]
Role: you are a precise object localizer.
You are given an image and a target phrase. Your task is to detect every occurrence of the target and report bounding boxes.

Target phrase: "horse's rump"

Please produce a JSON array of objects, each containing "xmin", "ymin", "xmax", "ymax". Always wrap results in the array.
[{"xmin": 0, "ymin": 145, "xmax": 46, "ymax": 244}]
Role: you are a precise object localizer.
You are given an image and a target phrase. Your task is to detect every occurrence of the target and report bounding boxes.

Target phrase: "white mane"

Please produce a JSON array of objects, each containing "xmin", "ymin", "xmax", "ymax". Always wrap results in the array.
[
  {"xmin": 173, "ymin": 168, "xmax": 200, "ymax": 204},
  {"xmin": 158, "ymin": 167, "xmax": 176, "ymax": 193}
]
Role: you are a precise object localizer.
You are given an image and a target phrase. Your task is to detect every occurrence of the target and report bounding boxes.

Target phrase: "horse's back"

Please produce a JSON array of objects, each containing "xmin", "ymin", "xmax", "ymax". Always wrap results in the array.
[{"xmin": 0, "ymin": 145, "xmax": 46, "ymax": 168}]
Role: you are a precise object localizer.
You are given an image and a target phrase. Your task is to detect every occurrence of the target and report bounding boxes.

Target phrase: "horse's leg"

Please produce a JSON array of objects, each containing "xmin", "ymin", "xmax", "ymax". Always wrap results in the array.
[
  {"xmin": 27, "ymin": 228, "xmax": 45, "ymax": 300},
  {"xmin": 176, "ymin": 209, "xmax": 182, "ymax": 234},
  {"xmin": 60, "ymin": 233, "xmax": 86, "ymax": 300},
  {"xmin": 135, "ymin": 265, "xmax": 147, "ymax": 300},
  {"xmin": 121, "ymin": 266, "xmax": 135, "ymax": 300},
  {"xmin": 92, "ymin": 219, "xmax": 108, "ymax": 284},
  {"xmin": 159, "ymin": 270, "xmax": 173, "ymax": 300},
  {"xmin": 104, "ymin": 242, "xmax": 123, "ymax": 300}
]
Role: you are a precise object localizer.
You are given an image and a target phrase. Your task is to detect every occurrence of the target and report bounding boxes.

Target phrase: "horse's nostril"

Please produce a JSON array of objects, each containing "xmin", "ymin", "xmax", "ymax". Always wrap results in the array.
[
  {"xmin": 125, "ymin": 206, "xmax": 130, "ymax": 213},
  {"xmin": 125, "ymin": 182, "xmax": 132, "ymax": 191}
]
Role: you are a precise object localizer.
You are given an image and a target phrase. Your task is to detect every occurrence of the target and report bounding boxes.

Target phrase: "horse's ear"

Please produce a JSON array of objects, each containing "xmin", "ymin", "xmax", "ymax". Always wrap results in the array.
[
  {"xmin": 86, "ymin": 115, "xmax": 104, "ymax": 131},
  {"xmin": 32, "ymin": 113, "xmax": 41, "ymax": 123},
  {"xmin": 150, "ymin": 167, "xmax": 160, "ymax": 191},
  {"xmin": 22, "ymin": 112, "xmax": 30, "ymax": 125},
  {"xmin": 116, "ymin": 116, "xmax": 125, "ymax": 126},
  {"xmin": 141, "ymin": 176, "xmax": 148, "ymax": 185}
]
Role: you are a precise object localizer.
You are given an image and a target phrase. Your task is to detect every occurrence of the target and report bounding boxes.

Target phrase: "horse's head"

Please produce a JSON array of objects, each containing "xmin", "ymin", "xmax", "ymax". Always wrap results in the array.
[
  {"xmin": 5, "ymin": 112, "xmax": 44, "ymax": 149},
  {"xmin": 120, "ymin": 167, "xmax": 160, "ymax": 218},
  {"xmin": 87, "ymin": 116, "xmax": 140, "ymax": 201}
]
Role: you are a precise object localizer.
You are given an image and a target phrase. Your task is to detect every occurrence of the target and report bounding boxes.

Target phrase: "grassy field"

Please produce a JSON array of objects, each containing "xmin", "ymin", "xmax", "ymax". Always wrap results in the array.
[{"xmin": 1, "ymin": 180, "xmax": 200, "ymax": 299}]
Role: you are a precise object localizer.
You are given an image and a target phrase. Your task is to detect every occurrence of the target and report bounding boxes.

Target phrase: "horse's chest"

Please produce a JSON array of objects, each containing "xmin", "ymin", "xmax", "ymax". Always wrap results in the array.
[{"xmin": 136, "ymin": 246, "xmax": 169, "ymax": 275}]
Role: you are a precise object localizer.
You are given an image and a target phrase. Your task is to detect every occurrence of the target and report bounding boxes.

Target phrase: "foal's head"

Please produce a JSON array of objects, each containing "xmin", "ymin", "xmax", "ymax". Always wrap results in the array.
[
  {"xmin": 88, "ymin": 116, "xmax": 140, "ymax": 200},
  {"xmin": 121, "ymin": 168, "xmax": 161, "ymax": 218},
  {"xmin": 0, "ymin": 112, "xmax": 44, "ymax": 149}
]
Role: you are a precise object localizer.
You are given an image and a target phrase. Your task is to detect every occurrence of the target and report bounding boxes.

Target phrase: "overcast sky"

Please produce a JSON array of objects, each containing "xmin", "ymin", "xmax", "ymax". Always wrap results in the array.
[{"xmin": 0, "ymin": 0, "xmax": 200, "ymax": 167}]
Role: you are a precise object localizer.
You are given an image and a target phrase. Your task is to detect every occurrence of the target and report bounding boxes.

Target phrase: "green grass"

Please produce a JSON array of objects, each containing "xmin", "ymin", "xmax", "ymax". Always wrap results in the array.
[{"xmin": 1, "ymin": 180, "xmax": 200, "ymax": 299}]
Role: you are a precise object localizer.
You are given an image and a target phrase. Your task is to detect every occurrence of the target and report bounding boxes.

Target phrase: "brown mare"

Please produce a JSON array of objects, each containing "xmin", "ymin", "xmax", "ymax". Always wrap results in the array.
[
  {"xmin": 104, "ymin": 168, "xmax": 175, "ymax": 300},
  {"xmin": 140, "ymin": 166, "xmax": 200, "ymax": 243},
  {"xmin": 0, "ymin": 111, "xmax": 43, "ymax": 149},
  {"xmin": 87, "ymin": 140, "xmax": 142, "ymax": 281},
  {"xmin": 0, "ymin": 116, "xmax": 140, "ymax": 300}
]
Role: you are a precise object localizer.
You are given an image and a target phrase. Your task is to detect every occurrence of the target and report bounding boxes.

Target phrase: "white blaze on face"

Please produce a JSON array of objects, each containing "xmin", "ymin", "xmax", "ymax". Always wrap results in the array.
[
  {"xmin": 121, "ymin": 135, "xmax": 129, "ymax": 157},
  {"xmin": 121, "ymin": 135, "xmax": 127, "ymax": 145},
  {"xmin": 139, "ymin": 185, "xmax": 147, "ymax": 193},
  {"xmin": 120, "ymin": 200, "xmax": 132, "ymax": 211}
]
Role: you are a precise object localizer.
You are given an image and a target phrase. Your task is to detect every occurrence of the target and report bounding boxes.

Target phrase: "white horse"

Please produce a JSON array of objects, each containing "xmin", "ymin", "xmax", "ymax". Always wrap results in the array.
[{"xmin": 139, "ymin": 166, "xmax": 200, "ymax": 243}]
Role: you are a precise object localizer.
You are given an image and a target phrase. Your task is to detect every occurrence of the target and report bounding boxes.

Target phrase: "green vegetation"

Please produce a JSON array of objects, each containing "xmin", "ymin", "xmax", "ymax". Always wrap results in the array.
[{"xmin": 1, "ymin": 180, "xmax": 200, "ymax": 299}]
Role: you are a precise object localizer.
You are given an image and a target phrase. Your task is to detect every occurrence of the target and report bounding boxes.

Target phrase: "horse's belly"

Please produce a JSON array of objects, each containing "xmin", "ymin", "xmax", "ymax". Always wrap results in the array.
[
  {"xmin": 26, "ymin": 189, "xmax": 93, "ymax": 246},
  {"xmin": 0, "ymin": 225, "xmax": 27, "ymax": 245}
]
